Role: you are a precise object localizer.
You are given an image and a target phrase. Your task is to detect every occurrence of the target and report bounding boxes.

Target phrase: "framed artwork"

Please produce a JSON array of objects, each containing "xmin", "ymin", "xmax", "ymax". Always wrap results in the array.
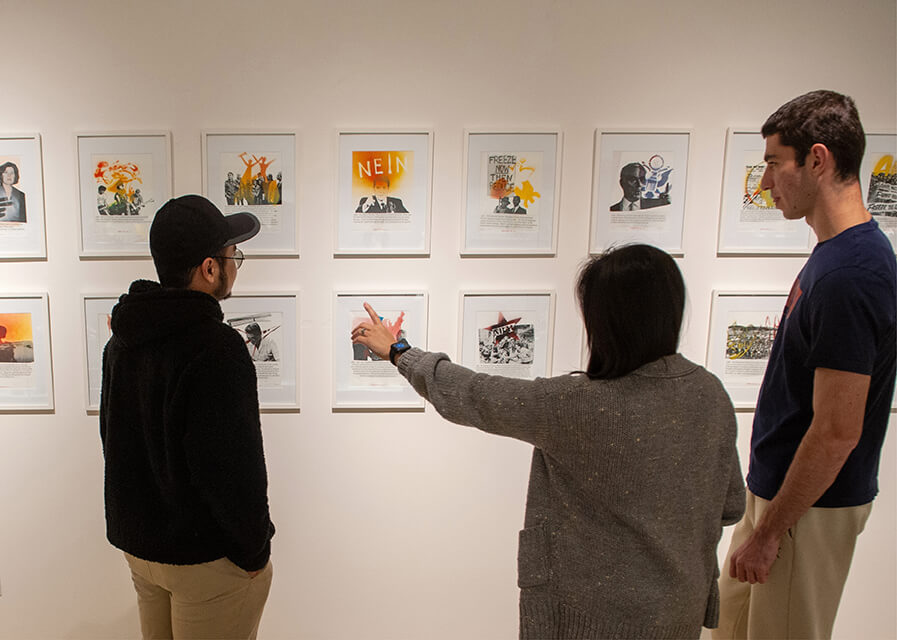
[
  {"xmin": 0, "ymin": 293, "xmax": 54, "ymax": 411},
  {"xmin": 0, "ymin": 133, "xmax": 46, "ymax": 259},
  {"xmin": 335, "ymin": 131, "xmax": 432, "ymax": 256},
  {"xmin": 461, "ymin": 131, "xmax": 562, "ymax": 255},
  {"xmin": 202, "ymin": 132, "xmax": 298, "ymax": 256},
  {"xmin": 860, "ymin": 132, "xmax": 897, "ymax": 252},
  {"xmin": 221, "ymin": 293, "xmax": 299, "ymax": 411},
  {"xmin": 77, "ymin": 132, "xmax": 172, "ymax": 257},
  {"xmin": 332, "ymin": 292, "xmax": 427, "ymax": 410},
  {"xmin": 590, "ymin": 130, "xmax": 689, "ymax": 255},
  {"xmin": 706, "ymin": 291, "xmax": 786, "ymax": 409},
  {"xmin": 82, "ymin": 295, "xmax": 116, "ymax": 412},
  {"xmin": 82, "ymin": 293, "xmax": 300, "ymax": 412},
  {"xmin": 717, "ymin": 129, "xmax": 813, "ymax": 255},
  {"xmin": 459, "ymin": 292, "xmax": 554, "ymax": 379}
]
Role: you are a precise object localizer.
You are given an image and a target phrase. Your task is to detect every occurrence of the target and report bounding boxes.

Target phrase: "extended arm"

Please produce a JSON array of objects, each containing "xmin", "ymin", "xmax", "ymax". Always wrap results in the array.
[
  {"xmin": 729, "ymin": 367, "xmax": 868, "ymax": 583},
  {"xmin": 351, "ymin": 302, "xmax": 554, "ymax": 448}
]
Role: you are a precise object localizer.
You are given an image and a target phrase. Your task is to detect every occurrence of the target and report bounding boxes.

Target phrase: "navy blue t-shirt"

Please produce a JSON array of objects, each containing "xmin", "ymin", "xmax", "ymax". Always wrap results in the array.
[{"xmin": 747, "ymin": 219, "xmax": 896, "ymax": 507}]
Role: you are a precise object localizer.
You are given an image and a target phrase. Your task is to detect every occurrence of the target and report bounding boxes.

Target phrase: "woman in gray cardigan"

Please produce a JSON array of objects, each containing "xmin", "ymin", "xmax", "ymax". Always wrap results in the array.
[{"xmin": 352, "ymin": 244, "xmax": 745, "ymax": 640}]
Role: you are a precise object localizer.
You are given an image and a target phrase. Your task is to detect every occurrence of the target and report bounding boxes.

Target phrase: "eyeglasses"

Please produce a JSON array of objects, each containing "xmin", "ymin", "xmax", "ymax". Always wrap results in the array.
[{"xmin": 215, "ymin": 247, "xmax": 244, "ymax": 269}]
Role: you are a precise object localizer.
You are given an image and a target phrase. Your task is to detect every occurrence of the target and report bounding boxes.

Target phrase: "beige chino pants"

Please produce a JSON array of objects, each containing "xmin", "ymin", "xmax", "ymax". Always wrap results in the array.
[
  {"xmin": 713, "ymin": 492, "xmax": 871, "ymax": 640},
  {"xmin": 125, "ymin": 553, "xmax": 273, "ymax": 640}
]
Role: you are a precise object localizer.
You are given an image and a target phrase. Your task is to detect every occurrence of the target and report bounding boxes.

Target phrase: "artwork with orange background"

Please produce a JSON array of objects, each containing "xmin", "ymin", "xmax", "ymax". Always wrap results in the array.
[
  {"xmin": 351, "ymin": 151, "xmax": 413, "ymax": 200},
  {"xmin": 0, "ymin": 313, "xmax": 33, "ymax": 343}
]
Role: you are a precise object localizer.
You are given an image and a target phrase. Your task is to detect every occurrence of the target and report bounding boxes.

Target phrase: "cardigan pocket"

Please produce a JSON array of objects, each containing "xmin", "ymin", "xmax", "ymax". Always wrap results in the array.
[{"xmin": 517, "ymin": 525, "xmax": 550, "ymax": 588}]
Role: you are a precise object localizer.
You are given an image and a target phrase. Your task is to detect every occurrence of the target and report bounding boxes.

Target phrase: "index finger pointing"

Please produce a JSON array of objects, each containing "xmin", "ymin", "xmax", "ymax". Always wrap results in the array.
[{"xmin": 363, "ymin": 302, "xmax": 383, "ymax": 325}]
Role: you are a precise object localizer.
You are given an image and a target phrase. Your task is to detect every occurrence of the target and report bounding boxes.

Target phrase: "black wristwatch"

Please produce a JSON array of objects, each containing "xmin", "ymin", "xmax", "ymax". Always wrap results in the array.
[{"xmin": 389, "ymin": 338, "xmax": 412, "ymax": 365}]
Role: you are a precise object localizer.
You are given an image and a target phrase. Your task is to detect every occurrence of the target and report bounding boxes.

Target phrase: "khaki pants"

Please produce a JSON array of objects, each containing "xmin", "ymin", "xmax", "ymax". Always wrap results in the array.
[
  {"xmin": 125, "ymin": 553, "xmax": 273, "ymax": 640},
  {"xmin": 713, "ymin": 492, "xmax": 871, "ymax": 640}
]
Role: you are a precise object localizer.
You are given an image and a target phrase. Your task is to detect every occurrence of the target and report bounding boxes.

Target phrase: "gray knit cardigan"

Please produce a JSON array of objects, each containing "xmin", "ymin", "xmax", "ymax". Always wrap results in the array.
[{"xmin": 398, "ymin": 349, "xmax": 745, "ymax": 640}]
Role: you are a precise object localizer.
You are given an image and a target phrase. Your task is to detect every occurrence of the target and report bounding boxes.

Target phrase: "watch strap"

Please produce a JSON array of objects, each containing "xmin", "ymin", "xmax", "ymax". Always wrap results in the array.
[{"xmin": 389, "ymin": 339, "xmax": 412, "ymax": 365}]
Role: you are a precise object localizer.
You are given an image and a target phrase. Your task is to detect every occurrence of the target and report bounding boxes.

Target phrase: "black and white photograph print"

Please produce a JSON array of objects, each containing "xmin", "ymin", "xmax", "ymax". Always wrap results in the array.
[
  {"xmin": 460, "ymin": 292, "xmax": 554, "ymax": 380},
  {"xmin": 227, "ymin": 312, "xmax": 282, "ymax": 363},
  {"xmin": 478, "ymin": 313, "xmax": 535, "ymax": 365},
  {"xmin": 219, "ymin": 294, "xmax": 298, "ymax": 410},
  {"xmin": 0, "ymin": 134, "xmax": 46, "ymax": 258},
  {"xmin": 608, "ymin": 156, "xmax": 672, "ymax": 212},
  {"xmin": 590, "ymin": 130, "xmax": 689, "ymax": 254},
  {"xmin": 0, "ymin": 160, "xmax": 27, "ymax": 223}
]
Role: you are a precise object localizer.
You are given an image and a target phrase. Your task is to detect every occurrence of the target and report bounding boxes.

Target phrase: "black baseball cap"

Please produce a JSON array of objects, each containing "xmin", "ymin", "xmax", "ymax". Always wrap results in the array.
[{"xmin": 149, "ymin": 195, "xmax": 260, "ymax": 276}]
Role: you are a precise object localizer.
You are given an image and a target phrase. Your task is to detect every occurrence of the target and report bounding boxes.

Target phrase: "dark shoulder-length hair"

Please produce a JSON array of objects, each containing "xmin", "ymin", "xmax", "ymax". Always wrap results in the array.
[
  {"xmin": 0, "ymin": 161, "xmax": 20, "ymax": 184},
  {"xmin": 577, "ymin": 244, "xmax": 685, "ymax": 379}
]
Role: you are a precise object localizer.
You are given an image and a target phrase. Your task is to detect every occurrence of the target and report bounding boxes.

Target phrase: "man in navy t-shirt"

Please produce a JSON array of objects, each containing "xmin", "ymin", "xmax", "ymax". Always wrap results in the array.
[{"xmin": 715, "ymin": 91, "xmax": 896, "ymax": 639}]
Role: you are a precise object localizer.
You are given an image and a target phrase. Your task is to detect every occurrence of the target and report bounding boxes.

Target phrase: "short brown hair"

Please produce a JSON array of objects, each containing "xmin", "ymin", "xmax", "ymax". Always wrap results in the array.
[{"xmin": 761, "ymin": 90, "xmax": 865, "ymax": 182}]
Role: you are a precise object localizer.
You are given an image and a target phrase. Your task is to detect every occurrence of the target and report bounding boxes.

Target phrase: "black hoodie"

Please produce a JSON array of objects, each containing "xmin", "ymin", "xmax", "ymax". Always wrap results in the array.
[{"xmin": 100, "ymin": 280, "xmax": 274, "ymax": 571}]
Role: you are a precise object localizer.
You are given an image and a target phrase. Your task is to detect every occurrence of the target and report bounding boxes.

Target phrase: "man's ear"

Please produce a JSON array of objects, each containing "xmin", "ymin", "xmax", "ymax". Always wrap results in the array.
[
  {"xmin": 196, "ymin": 256, "xmax": 218, "ymax": 284},
  {"xmin": 808, "ymin": 143, "xmax": 831, "ymax": 176}
]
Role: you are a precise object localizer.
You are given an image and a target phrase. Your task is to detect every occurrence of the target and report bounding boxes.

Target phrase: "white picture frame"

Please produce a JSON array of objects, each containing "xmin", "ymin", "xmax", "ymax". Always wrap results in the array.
[
  {"xmin": 0, "ymin": 293, "xmax": 54, "ymax": 411},
  {"xmin": 0, "ymin": 133, "xmax": 47, "ymax": 259},
  {"xmin": 77, "ymin": 132, "xmax": 172, "ymax": 257},
  {"xmin": 335, "ymin": 131, "xmax": 432, "ymax": 256},
  {"xmin": 717, "ymin": 129, "xmax": 814, "ymax": 255},
  {"xmin": 83, "ymin": 293, "xmax": 300, "ymax": 412},
  {"xmin": 220, "ymin": 293, "xmax": 300, "ymax": 411},
  {"xmin": 706, "ymin": 290, "xmax": 787, "ymax": 409},
  {"xmin": 461, "ymin": 130, "xmax": 562, "ymax": 255},
  {"xmin": 202, "ymin": 131, "xmax": 298, "ymax": 256},
  {"xmin": 860, "ymin": 132, "xmax": 897, "ymax": 252},
  {"xmin": 590, "ymin": 130, "xmax": 689, "ymax": 255},
  {"xmin": 332, "ymin": 292, "xmax": 428, "ymax": 410},
  {"xmin": 459, "ymin": 292, "xmax": 555, "ymax": 379},
  {"xmin": 82, "ymin": 294, "xmax": 116, "ymax": 412}
]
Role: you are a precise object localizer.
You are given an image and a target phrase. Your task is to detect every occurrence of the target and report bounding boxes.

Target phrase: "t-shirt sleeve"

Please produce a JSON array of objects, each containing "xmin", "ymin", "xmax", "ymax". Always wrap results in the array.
[{"xmin": 804, "ymin": 266, "xmax": 895, "ymax": 375}]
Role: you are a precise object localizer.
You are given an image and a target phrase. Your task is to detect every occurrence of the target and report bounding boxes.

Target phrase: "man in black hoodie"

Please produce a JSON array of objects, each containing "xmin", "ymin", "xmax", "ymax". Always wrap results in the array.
[{"xmin": 100, "ymin": 195, "xmax": 275, "ymax": 639}]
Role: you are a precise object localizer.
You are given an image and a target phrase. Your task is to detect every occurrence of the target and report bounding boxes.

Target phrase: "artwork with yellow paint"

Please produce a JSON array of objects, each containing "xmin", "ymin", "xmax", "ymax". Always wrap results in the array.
[
  {"xmin": 867, "ymin": 153, "xmax": 896, "ymax": 217},
  {"xmin": 718, "ymin": 307, "xmax": 782, "ymax": 388},
  {"xmin": 220, "ymin": 151, "xmax": 283, "ymax": 207},
  {"xmin": 352, "ymin": 151, "xmax": 413, "ymax": 215},
  {"xmin": 0, "ymin": 312, "xmax": 35, "ymax": 363},
  {"xmin": 742, "ymin": 162, "xmax": 775, "ymax": 210},
  {"xmin": 92, "ymin": 153, "xmax": 154, "ymax": 218},
  {"xmin": 483, "ymin": 152, "xmax": 543, "ymax": 215}
]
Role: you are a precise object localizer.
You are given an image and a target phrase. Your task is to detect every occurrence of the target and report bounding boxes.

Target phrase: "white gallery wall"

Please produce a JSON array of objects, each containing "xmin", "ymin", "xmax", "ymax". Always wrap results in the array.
[{"xmin": 0, "ymin": 0, "xmax": 895, "ymax": 638}]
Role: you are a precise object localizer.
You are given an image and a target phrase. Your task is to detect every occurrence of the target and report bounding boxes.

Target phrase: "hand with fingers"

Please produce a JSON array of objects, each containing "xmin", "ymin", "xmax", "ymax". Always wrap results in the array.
[
  {"xmin": 350, "ymin": 302, "xmax": 398, "ymax": 362},
  {"xmin": 729, "ymin": 529, "xmax": 780, "ymax": 584}
]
